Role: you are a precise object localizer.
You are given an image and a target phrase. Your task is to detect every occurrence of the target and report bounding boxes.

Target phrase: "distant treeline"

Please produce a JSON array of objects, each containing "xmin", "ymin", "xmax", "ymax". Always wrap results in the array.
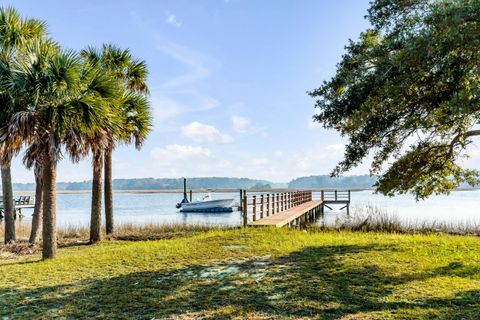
[
  {"xmin": 11, "ymin": 175, "xmax": 380, "ymax": 191},
  {"xmin": 11, "ymin": 175, "xmax": 478, "ymax": 191},
  {"xmin": 288, "ymin": 175, "xmax": 377, "ymax": 189},
  {"xmin": 12, "ymin": 177, "xmax": 274, "ymax": 191}
]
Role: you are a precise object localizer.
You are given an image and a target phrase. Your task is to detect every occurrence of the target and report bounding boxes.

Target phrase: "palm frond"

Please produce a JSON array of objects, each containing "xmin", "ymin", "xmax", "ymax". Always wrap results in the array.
[{"xmin": 126, "ymin": 59, "xmax": 149, "ymax": 94}]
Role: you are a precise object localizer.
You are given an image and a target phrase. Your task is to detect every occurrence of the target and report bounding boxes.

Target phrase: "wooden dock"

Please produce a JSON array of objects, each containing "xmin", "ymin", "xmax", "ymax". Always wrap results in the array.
[
  {"xmin": 0, "ymin": 196, "xmax": 35, "ymax": 219},
  {"xmin": 241, "ymin": 190, "xmax": 351, "ymax": 227}
]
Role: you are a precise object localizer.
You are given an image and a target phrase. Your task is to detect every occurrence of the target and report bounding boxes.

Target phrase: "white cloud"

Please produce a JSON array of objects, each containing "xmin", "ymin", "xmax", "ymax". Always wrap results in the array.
[
  {"xmin": 232, "ymin": 115, "xmax": 252, "ymax": 133},
  {"xmin": 166, "ymin": 14, "xmax": 182, "ymax": 28},
  {"xmin": 151, "ymin": 144, "xmax": 212, "ymax": 160},
  {"xmin": 181, "ymin": 121, "xmax": 234, "ymax": 144}
]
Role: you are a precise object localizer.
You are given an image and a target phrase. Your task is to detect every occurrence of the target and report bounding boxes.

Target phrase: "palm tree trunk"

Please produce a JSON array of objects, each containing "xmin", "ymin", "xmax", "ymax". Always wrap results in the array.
[
  {"xmin": 42, "ymin": 154, "xmax": 57, "ymax": 259},
  {"xmin": 1, "ymin": 162, "xmax": 15, "ymax": 244},
  {"xmin": 29, "ymin": 165, "xmax": 43, "ymax": 243},
  {"xmin": 90, "ymin": 151, "xmax": 103, "ymax": 243},
  {"xmin": 104, "ymin": 147, "xmax": 114, "ymax": 236}
]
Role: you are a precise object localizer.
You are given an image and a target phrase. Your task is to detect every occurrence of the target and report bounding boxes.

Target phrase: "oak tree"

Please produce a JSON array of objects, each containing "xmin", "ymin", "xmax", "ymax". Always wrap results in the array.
[{"xmin": 310, "ymin": 0, "xmax": 480, "ymax": 198}]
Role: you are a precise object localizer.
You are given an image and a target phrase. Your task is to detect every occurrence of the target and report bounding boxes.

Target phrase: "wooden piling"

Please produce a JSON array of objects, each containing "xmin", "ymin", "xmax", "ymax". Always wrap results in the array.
[
  {"xmin": 276, "ymin": 193, "xmax": 280, "ymax": 213},
  {"xmin": 266, "ymin": 194, "xmax": 270, "ymax": 216},
  {"xmin": 242, "ymin": 195, "xmax": 248, "ymax": 226},
  {"xmin": 239, "ymin": 189, "xmax": 243, "ymax": 211},
  {"xmin": 281, "ymin": 193, "xmax": 284, "ymax": 212},
  {"xmin": 260, "ymin": 194, "xmax": 264, "ymax": 219}
]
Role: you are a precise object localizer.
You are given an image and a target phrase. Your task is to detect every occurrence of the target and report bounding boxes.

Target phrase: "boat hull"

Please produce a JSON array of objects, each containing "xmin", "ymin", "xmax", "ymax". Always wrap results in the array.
[{"xmin": 180, "ymin": 199, "xmax": 234, "ymax": 212}]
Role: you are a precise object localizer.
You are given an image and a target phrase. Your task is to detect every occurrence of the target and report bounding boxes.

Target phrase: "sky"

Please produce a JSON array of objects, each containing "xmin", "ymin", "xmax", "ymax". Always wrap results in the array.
[{"xmin": 3, "ymin": 1, "xmax": 480, "ymax": 184}]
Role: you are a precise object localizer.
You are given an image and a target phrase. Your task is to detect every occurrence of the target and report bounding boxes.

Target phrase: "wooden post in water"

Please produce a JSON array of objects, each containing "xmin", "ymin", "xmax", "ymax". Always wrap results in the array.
[
  {"xmin": 271, "ymin": 194, "xmax": 275, "ymax": 215},
  {"xmin": 260, "ymin": 194, "xmax": 264, "ymax": 219},
  {"xmin": 189, "ymin": 190, "xmax": 192, "ymax": 202},
  {"xmin": 276, "ymin": 193, "xmax": 280, "ymax": 213},
  {"xmin": 252, "ymin": 195, "xmax": 257, "ymax": 222},
  {"xmin": 272, "ymin": 193, "xmax": 276, "ymax": 215},
  {"xmin": 242, "ymin": 195, "xmax": 248, "ymax": 226},
  {"xmin": 347, "ymin": 190, "xmax": 351, "ymax": 217},
  {"xmin": 272, "ymin": 194, "xmax": 276, "ymax": 215},
  {"xmin": 280, "ymin": 193, "xmax": 284, "ymax": 212},
  {"xmin": 276, "ymin": 193, "xmax": 279, "ymax": 214},
  {"xmin": 183, "ymin": 178, "xmax": 188, "ymax": 200},
  {"xmin": 266, "ymin": 194, "xmax": 270, "ymax": 216},
  {"xmin": 239, "ymin": 189, "xmax": 243, "ymax": 211}
]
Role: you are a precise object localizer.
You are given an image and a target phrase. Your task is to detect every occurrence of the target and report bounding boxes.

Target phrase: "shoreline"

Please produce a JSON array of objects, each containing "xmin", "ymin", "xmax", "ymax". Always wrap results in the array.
[{"xmin": 11, "ymin": 187, "xmax": 479, "ymax": 195}]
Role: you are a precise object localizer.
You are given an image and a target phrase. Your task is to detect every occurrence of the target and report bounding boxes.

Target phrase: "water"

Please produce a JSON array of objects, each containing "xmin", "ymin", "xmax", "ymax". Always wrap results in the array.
[
  {"xmin": 319, "ymin": 190, "xmax": 480, "ymax": 227},
  {"xmin": 13, "ymin": 190, "xmax": 480, "ymax": 228}
]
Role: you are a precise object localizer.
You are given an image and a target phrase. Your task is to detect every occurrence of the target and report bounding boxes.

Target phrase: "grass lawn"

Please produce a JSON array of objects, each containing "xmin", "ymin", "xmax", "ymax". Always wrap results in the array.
[{"xmin": 1, "ymin": 228, "xmax": 479, "ymax": 319}]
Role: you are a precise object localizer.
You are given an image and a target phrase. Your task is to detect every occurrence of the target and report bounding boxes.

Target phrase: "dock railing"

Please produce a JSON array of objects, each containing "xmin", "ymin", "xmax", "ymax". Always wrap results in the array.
[
  {"xmin": 320, "ymin": 190, "xmax": 351, "ymax": 203},
  {"xmin": 242, "ymin": 191, "xmax": 312, "ymax": 226},
  {"xmin": 241, "ymin": 190, "xmax": 352, "ymax": 226}
]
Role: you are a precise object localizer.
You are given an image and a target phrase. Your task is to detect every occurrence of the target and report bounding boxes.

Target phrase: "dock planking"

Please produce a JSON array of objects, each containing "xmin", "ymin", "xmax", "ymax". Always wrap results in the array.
[
  {"xmin": 242, "ymin": 190, "xmax": 351, "ymax": 228},
  {"xmin": 250, "ymin": 200, "xmax": 323, "ymax": 227}
]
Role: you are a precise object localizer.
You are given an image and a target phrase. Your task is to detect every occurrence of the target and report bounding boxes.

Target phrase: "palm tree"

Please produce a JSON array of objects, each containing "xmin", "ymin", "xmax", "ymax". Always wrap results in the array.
[
  {"xmin": 81, "ymin": 44, "xmax": 151, "ymax": 237},
  {"xmin": 0, "ymin": 6, "xmax": 45, "ymax": 244},
  {"xmin": 76, "ymin": 52, "xmax": 123, "ymax": 243},
  {"xmin": 28, "ymin": 162, "xmax": 43, "ymax": 243},
  {"xmin": 8, "ymin": 40, "xmax": 120, "ymax": 259}
]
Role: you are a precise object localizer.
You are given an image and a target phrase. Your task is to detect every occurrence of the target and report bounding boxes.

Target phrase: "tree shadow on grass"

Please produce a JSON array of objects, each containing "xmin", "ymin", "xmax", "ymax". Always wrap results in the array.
[{"xmin": 1, "ymin": 244, "xmax": 479, "ymax": 319}]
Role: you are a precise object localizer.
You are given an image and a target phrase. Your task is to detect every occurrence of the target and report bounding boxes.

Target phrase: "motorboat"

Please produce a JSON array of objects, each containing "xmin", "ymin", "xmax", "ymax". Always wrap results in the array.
[
  {"xmin": 177, "ymin": 193, "xmax": 234, "ymax": 212},
  {"xmin": 175, "ymin": 178, "xmax": 234, "ymax": 212}
]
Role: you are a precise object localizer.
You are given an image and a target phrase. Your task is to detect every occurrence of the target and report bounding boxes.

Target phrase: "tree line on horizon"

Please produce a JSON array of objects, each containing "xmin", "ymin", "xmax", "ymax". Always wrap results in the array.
[
  {"xmin": 9, "ymin": 175, "xmax": 381, "ymax": 191},
  {"xmin": 0, "ymin": 7, "xmax": 152, "ymax": 259}
]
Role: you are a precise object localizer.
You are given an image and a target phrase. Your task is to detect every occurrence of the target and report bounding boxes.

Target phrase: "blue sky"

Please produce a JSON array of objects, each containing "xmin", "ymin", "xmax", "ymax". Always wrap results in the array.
[{"xmin": 8, "ymin": 0, "xmax": 472, "ymax": 183}]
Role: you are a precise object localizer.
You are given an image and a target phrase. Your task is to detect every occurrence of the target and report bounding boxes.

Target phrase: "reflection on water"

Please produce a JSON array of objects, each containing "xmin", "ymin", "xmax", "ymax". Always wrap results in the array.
[{"xmin": 12, "ymin": 189, "xmax": 480, "ymax": 228}]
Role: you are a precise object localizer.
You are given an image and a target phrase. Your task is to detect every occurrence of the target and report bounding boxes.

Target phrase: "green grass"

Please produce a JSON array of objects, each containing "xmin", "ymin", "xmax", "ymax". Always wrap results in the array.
[{"xmin": 1, "ymin": 228, "xmax": 479, "ymax": 319}]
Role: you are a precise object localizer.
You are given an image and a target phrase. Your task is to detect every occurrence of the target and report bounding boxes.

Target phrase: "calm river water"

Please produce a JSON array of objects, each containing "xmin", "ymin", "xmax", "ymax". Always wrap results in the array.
[{"xmin": 13, "ymin": 190, "xmax": 480, "ymax": 228}]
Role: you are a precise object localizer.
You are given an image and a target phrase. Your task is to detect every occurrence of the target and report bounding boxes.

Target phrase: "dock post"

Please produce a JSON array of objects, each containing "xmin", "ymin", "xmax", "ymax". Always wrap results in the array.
[
  {"xmin": 260, "ymin": 194, "xmax": 264, "ymax": 219},
  {"xmin": 242, "ymin": 195, "xmax": 248, "ymax": 226},
  {"xmin": 183, "ymin": 178, "xmax": 187, "ymax": 200},
  {"xmin": 252, "ymin": 195, "xmax": 257, "ymax": 222},
  {"xmin": 271, "ymin": 194, "xmax": 274, "ymax": 215},
  {"xmin": 276, "ymin": 193, "xmax": 280, "ymax": 213},
  {"xmin": 189, "ymin": 190, "xmax": 193, "ymax": 202},
  {"xmin": 281, "ymin": 193, "xmax": 284, "ymax": 212},
  {"xmin": 347, "ymin": 190, "xmax": 351, "ymax": 217},
  {"xmin": 273, "ymin": 194, "xmax": 277, "ymax": 215},
  {"xmin": 266, "ymin": 194, "xmax": 270, "ymax": 216},
  {"xmin": 239, "ymin": 189, "xmax": 243, "ymax": 211}
]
